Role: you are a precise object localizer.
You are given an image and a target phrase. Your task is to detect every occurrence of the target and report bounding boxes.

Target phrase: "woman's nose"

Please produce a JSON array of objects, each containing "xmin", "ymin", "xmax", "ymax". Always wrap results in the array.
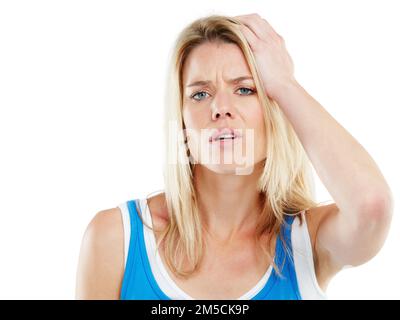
[
  {"xmin": 211, "ymin": 92, "xmax": 235, "ymax": 120},
  {"xmin": 213, "ymin": 109, "xmax": 232, "ymax": 120}
]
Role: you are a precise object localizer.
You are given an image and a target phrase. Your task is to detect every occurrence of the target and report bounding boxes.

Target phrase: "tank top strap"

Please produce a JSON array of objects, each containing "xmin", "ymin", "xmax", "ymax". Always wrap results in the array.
[
  {"xmin": 276, "ymin": 214, "xmax": 297, "ymax": 265},
  {"xmin": 125, "ymin": 199, "xmax": 171, "ymax": 300}
]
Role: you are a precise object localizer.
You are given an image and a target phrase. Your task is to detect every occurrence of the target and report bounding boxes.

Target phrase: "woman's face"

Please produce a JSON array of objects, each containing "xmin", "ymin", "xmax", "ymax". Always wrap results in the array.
[{"xmin": 182, "ymin": 41, "xmax": 266, "ymax": 175}]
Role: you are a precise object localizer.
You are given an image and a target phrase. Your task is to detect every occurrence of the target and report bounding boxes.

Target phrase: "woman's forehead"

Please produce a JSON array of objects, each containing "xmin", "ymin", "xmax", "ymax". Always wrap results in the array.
[{"xmin": 182, "ymin": 42, "xmax": 251, "ymax": 85}]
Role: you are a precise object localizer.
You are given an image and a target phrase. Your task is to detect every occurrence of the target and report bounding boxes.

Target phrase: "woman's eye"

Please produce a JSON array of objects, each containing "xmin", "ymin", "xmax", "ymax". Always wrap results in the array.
[
  {"xmin": 190, "ymin": 87, "xmax": 256, "ymax": 102},
  {"xmin": 237, "ymin": 87, "xmax": 256, "ymax": 95},
  {"xmin": 191, "ymin": 91, "xmax": 209, "ymax": 101}
]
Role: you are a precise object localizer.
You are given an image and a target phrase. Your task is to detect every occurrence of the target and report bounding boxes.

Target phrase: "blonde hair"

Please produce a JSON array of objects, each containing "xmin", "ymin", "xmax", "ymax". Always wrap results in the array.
[{"xmin": 140, "ymin": 14, "xmax": 322, "ymax": 279}]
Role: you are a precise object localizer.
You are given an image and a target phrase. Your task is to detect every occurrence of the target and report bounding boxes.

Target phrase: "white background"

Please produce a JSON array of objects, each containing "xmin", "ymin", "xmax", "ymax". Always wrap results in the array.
[{"xmin": 0, "ymin": 0, "xmax": 399, "ymax": 299}]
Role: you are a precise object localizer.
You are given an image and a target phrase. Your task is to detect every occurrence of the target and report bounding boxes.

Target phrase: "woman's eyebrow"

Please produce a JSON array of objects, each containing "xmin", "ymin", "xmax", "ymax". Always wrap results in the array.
[{"xmin": 186, "ymin": 76, "xmax": 254, "ymax": 88}]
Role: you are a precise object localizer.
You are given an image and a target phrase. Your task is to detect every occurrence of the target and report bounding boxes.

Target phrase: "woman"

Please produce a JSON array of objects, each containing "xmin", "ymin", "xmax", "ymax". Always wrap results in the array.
[{"xmin": 75, "ymin": 13, "xmax": 393, "ymax": 300}]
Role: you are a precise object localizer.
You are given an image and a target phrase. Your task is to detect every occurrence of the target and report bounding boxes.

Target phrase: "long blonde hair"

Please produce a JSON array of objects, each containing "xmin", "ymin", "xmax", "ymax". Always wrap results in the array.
[{"xmin": 139, "ymin": 14, "xmax": 321, "ymax": 279}]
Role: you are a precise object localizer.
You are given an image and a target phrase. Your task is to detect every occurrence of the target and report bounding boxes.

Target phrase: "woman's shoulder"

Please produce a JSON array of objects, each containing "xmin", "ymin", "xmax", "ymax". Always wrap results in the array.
[
  {"xmin": 75, "ymin": 207, "xmax": 124, "ymax": 299},
  {"xmin": 304, "ymin": 203, "xmax": 343, "ymax": 292},
  {"xmin": 82, "ymin": 207, "xmax": 125, "ymax": 252}
]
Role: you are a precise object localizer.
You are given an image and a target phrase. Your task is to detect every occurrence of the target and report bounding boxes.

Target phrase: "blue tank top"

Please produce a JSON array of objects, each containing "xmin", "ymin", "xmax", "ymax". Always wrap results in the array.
[{"xmin": 120, "ymin": 199, "xmax": 302, "ymax": 300}]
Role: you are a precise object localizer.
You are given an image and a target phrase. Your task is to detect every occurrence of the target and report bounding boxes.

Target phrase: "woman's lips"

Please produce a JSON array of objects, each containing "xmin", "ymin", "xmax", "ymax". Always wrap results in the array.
[
  {"xmin": 210, "ymin": 136, "xmax": 242, "ymax": 146},
  {"xmin": 209, "ymin": 128, "xmax": 243, "ymax": 143}
]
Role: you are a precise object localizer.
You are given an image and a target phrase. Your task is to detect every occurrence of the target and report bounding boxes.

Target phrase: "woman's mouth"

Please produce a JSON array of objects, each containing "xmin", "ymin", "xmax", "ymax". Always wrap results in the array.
[
  {"xmin": 209, "ymin": 128, "xmax": 243, "ymax": 143},
  {"xmin": 209, "ymin": 134, "xmax": 242, "ymax": 146}
]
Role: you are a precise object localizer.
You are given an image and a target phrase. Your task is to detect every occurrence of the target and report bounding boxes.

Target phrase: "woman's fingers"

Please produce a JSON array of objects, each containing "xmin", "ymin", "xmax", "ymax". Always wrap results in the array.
[
  {"xmin": 235, "ymin": 14, "xmax": 282, "ymax": 42},
  {"xmin": 237, "ymin": 23, "xmax": 259, "ymax": 51}
]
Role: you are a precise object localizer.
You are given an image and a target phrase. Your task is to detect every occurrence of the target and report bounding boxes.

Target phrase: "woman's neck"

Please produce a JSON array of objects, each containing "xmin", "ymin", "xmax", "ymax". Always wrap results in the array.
[{"xmin": 193, "ymin": 162, "xmax": 266, "ymax": 243}]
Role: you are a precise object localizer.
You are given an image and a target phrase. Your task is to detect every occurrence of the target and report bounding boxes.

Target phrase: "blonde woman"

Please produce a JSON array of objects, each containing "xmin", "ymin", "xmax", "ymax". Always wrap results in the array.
[{"xmin": 75, "ymin": 13, "xmax": 393, "ymax": 300}]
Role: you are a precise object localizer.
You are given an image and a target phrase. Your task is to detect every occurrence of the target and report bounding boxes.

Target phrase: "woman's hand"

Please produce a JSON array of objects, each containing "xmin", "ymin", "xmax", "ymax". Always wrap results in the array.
[{"xmin": 234, "ymin": 13, "xmax": 298, "ymax": 101}]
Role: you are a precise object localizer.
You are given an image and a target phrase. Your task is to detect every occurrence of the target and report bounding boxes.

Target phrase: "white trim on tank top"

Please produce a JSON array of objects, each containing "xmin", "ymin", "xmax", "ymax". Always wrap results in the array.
[
  {"xmin": 118, "ymin": 201, "xmax": 130, "ymax": 268},
  {"xmin": 118, "ymin": 197, "xmax": 328, "ymax": 300},
  {"xmin": 292, "ymin": 211, "xmax": 328, "ymax": 299}
]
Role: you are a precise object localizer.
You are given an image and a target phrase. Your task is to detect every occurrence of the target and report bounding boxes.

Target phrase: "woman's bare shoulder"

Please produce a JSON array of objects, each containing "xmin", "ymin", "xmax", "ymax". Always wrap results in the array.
[
  {"xmin": 75, "ymin": 207, "xmax": 124, "ymax": 299},
  {"xmin": 304, "ymin": 203, "xmax": 342, "ymax": 291}
]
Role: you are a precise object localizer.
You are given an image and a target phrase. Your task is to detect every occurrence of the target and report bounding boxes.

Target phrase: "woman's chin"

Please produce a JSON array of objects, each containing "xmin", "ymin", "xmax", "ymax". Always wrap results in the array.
[{"xmin": 202, "ymin": 162, "xmax": 256, "ymax": 175}]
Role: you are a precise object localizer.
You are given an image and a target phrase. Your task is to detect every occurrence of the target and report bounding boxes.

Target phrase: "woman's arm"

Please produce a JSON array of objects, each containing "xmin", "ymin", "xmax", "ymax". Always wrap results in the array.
[
  {"xmin": 75, "ymin": 208, "xmax": 125, "ymax": 299},
  {"xmin": 272, "ymin": 80, "xmax": 393, "ymax": 269},
  {"xmin": 235, "ymin": 13, "xmax": 393, "ymax": 271}
]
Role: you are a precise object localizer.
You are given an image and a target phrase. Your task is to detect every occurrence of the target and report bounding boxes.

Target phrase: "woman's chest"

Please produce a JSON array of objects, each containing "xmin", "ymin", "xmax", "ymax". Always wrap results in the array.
[{"xmin": 157, "ymin": 240, "xmax": 274, "ymax": 300}]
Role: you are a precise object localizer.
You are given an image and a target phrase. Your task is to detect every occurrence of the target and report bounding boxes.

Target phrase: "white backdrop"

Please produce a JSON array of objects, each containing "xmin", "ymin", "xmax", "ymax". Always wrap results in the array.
[{"xmin": 0, "ymin": 0, "xmax": 398, "ymax": 299}]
